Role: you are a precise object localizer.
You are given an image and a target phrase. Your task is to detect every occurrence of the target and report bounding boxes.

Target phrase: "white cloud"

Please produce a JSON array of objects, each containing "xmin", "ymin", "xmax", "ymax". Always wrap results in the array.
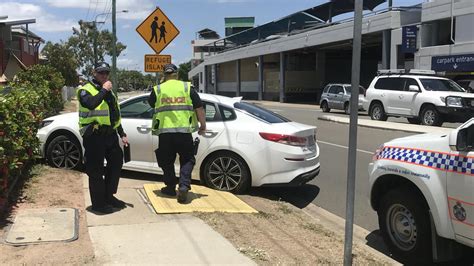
[
  {"xmin": 0, "ymin": 2, "xmax": 75, "ymax": 32},
  {"xmin": 117, "ymin": 57, "xmax": 140, "ymax": 70},
  {"xmin": 122, "ymin": 24, "xmax": 131, "ymax": 29},
  {"xmin": 46, "ymin": 0, "xmax": 154, "ymax": 21}
]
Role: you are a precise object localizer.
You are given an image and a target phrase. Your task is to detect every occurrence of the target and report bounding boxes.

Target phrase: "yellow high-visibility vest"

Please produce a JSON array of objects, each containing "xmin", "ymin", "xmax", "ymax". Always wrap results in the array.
[{"xmin": 152, "ymin": 80, "xmax": 198, "ymax": 135}]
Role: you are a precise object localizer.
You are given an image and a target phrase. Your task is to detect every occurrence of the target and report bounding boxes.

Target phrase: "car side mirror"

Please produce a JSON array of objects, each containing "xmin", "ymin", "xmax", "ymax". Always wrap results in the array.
[{"xmin": 408, "ymin": 85, "xmax": 420, "ymax": 92}]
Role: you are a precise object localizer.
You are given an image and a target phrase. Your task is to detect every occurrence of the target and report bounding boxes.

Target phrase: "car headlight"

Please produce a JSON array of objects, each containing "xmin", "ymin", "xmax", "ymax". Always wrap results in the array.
[
  {"xmin": 40, "ymin": 120, "xmax": 54, "ymax": 128},
  {"xmin": 446, "ymin": 96, "xmax": 463, "ymax": 107}
]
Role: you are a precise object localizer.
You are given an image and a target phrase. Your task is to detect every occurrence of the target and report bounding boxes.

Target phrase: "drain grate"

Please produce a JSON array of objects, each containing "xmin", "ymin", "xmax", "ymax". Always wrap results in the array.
[{"xmin": 5, "ymin": 208, "xmax": 78, "ymax": 245}]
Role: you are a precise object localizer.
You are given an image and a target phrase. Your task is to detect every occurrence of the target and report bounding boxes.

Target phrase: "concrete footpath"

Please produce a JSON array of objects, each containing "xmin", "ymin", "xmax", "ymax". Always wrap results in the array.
[
  {"xmin": 82, "ymin": 174, "xmax": 400, "ymax": 265},
  {"xmin": 83, "ymin": 175, "xmax": 255, "ymax": 265},
  {"xmin": 318, "ymin": 115, "xmax": 453, "ymax": 134}
]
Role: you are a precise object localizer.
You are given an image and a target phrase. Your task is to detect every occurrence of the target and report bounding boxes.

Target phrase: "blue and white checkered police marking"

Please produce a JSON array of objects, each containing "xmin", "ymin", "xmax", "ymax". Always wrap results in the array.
[{"xmin": 376, "ymin": 146, "xmax": 474, "ymax": 176}]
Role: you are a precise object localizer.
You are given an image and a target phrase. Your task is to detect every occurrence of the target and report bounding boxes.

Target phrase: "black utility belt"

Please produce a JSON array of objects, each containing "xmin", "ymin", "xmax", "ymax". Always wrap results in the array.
[{"xmin": 82, "ymin": 124, "xmax": 117, "ymax": 136}]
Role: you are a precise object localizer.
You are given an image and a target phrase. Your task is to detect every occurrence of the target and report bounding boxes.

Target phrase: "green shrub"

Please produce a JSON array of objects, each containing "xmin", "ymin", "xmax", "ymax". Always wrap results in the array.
[{"xmin": 0, "ymin": 65, "xmax": 65, "ymax": 211}]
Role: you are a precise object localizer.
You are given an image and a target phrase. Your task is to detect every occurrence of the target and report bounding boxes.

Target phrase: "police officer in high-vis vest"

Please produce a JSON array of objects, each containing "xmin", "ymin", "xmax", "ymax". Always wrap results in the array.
[
  {"xmin": 78, "ymin": 62, "xmax": 129, "ymax": 214},
  {"xmin": 148, "ymin": 64, "xmax": 206, "ymax": 203}
]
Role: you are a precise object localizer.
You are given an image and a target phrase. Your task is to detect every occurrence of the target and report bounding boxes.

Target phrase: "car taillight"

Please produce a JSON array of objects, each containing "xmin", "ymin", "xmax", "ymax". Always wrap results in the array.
[{"xmin": 259, "ymin": 132, "xmax": 307, "ymax": 147}]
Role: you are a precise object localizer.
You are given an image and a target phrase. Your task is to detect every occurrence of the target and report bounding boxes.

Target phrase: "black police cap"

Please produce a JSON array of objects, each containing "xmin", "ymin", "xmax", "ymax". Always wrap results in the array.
[
  {"xmin": 163, "ymin": 64, "xmax": 178, "ymax": 74},
  {"xmin": 94, "ymin": 62, "xmax": 111, "ymax": 73}
]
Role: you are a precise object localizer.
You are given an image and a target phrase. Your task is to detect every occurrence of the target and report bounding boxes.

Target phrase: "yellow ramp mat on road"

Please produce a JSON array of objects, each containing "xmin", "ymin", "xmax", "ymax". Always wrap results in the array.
[{"xmin": 143, "ymin": 183, "xmax": 258, "ymax": 214}]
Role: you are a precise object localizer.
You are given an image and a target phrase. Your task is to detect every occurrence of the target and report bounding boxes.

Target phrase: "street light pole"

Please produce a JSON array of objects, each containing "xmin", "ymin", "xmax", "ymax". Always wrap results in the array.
[
  {"xmin": 112, "ymin": 0, "xmax": 118, "ymax": 94},
  {"xmin": 343, "ymin": 0, "xmax": 363, "ymax": 264}
]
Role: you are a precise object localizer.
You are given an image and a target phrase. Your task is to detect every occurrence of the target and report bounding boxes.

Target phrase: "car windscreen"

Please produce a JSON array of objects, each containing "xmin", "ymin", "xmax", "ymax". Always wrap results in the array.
[
  {"xmin": 346, "ymin": 86, "xmax": 365, "ymax": 95},
  {"xmin": 233, "ymin": 102, "xmax": 291, "ymax": 123},
  {"xmin": 420, "ymin": 79, "xmax": 466, "ymax": 92}
]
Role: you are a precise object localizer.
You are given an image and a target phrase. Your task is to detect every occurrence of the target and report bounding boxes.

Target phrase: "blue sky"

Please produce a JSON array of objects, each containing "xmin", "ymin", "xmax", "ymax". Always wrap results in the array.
[{"xmin": 2, "ymin": 0, "xmax": 421, "ymax": 72}]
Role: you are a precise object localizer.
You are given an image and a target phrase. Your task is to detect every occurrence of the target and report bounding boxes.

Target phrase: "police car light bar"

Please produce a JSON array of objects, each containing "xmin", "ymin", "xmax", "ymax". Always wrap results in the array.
[{"xmin": 377, "ymin": 69, "xmax": 437, "ymax": 76}]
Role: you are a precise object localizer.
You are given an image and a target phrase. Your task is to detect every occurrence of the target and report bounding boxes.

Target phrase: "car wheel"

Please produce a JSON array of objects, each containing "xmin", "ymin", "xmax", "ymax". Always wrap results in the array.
[
  {"xmin": 321, "ymin": 101, "xmax": 330, "ymax": 113},
  {"xmin": 46, "ymin": 135, "xmax": 82, "ymax": 170},
  {"xmin": 370, "ymin": 102, "xmax": 388, "ymax": 121},
  {"xmin": 202, "ymin": 152, "xmax": 251, "ymax": 194},
  {"xmin": 421, "ymin": 106, "xmax": 443, "ymax": 127},
  {"xmin": 407, "ymin": 117, "xmax": 420, "ymax": 124},
  {"xmin": 344, "ymin": 102, "xmax": 350, "ymax": 115},
  {"xmin": 378, "ymin": 188, "xmax": 432, "ymax": 264}
]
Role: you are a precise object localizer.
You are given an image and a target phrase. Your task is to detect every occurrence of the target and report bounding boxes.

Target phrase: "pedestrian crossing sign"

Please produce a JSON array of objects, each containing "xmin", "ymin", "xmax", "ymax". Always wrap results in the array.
[{"xmin": 136, "ymin": 7, "xmax": 180, "ymax": 54}]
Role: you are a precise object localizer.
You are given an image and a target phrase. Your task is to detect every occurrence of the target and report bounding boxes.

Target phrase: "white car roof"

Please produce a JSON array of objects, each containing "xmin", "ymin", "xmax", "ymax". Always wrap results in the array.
[{"xmin": 377, "ymin": 75, "xmax": 449, "ymax": 80}]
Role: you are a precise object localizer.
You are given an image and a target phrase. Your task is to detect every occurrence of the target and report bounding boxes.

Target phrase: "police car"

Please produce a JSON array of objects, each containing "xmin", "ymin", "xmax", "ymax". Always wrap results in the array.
[{"xmin": 369, "ymin": 118, "xmax": 474, "ymax": 263}]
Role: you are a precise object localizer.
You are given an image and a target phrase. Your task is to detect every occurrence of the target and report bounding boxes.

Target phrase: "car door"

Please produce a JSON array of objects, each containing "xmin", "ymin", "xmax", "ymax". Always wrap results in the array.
[
  {"xmin": 384, "ymin": 78, "xmax": 406, "ymax": 114},
  {"xmin": 119, "ymin": 96, "xmax": 155, "ymax": 166},
  {"xmin": 325, "ymin": 86, "xmax": 335, "ymax": 108},
  {"xmin": 193, "ymin": 101, "xmax": 227, "ymax": 162},
  {"xmin": 331, "ymin": 85, "xmax": 344, "ymax": 109},
  {"xmin": 447, "ymin": 121, "xmax": 474, "ymax": 243},
  {"xmin": 392, "ymin": 78, "xmax": 420, "ymax": 116}
]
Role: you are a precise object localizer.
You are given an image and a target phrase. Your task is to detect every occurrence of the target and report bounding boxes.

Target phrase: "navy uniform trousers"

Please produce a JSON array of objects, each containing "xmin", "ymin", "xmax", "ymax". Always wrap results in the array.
[
  {"xmin": 83, "ymin": 131, "xmax": 123, "ymax": 208},
  {"xmin": 155, "ymin": 133, "xmax": 194, "ymax": 191}
]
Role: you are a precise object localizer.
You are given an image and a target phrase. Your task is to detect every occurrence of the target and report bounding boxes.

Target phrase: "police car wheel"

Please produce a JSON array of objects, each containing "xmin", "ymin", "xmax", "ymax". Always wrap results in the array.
[
  {"xmin": 46, "ymin": 135, "xmax": 82, "ymax": 170},
  {"xmin": 321, "ymin": 101, "xmax": 330, "ymax": 113},
  {"xmin": 202, "ymin": 151, "xmax": 250, "ymax": 194},
  {"xmin": 378, "ymin": 187, "xmax": 432, "ymax": 264},
  {"xmin": 370, "ymin": 102, "xmax": 388, "ymax": 121}
]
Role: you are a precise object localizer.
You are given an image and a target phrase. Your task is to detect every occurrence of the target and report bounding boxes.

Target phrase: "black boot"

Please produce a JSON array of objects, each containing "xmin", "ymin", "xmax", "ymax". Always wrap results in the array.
[
  {"xmin": 177, "ymin": 189, "xmax": 188, "ymax": 204},
  {"xmin": 106, "ymin": 196, "xmax": 126, "ymax": 209},
  {"xmin": 161, "ymin": 186, "xmax": 177, "ymax": 196}
]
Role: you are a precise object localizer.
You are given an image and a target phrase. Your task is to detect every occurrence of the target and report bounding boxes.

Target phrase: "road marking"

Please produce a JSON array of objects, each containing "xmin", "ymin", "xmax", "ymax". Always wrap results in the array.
[{"xmin": 317, "ymin": 140, "xmax": 373, "ymax": 155}]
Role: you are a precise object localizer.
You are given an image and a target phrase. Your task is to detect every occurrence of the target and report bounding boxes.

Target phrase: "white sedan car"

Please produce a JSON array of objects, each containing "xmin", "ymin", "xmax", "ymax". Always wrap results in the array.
[{"xmin": 37, "ymin": 93, "xmax": 320, "ymax": 193}]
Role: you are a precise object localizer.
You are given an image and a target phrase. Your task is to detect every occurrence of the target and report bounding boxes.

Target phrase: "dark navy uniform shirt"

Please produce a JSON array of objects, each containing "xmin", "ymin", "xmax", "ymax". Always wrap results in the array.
[{"xmin": 79, "ymin": 79, "xmax": 126, "ymax": 137}]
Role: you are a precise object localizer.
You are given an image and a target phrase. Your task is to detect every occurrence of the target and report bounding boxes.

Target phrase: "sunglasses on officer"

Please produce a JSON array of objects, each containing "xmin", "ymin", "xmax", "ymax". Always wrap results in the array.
[{"xmin": 96, "ymin": 71, "xmax": 110, "ymax": 75}]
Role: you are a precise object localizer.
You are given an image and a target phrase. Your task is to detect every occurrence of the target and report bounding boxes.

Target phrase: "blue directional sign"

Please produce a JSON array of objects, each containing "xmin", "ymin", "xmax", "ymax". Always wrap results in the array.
[
  {"xmin": 431, "ymin": 54, "xmax": 474, "ymax": 72},
  {"xmin": 401, "ymin": 26, "xmax": 417, "ymax": 53}
]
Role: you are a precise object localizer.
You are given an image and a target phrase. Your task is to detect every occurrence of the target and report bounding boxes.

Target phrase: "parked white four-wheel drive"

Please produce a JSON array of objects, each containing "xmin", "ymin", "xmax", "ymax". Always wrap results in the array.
[{"xmin": 369, "ymin": 118, "xmax": 474, "ymax": 263}]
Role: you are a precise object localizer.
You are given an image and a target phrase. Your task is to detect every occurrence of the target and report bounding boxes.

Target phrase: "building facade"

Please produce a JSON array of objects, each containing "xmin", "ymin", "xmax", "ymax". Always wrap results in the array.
[{"xmin": 189, "ymin": 0, "xmax": 474, "ymax": 102}]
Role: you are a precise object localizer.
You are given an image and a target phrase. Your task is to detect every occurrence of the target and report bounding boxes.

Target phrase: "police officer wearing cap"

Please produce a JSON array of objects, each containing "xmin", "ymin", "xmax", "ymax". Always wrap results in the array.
[
  {"xmin": 148, "ymin": 64, "xmax": 206, "ymax": 203},
  {"xmin": 78, "ymin": 62, "xmax": 129, "ymax": 214}
]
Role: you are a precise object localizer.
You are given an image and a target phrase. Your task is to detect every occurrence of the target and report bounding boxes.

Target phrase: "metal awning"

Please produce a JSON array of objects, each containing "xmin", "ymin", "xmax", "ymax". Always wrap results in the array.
[
  {"xmin": 212, "ymin": 0, "xmax": 386, "ymax": 49},
  {"xmin": 304, "ymin": 0, "xmax": 387, "ymax": 22},
  {"xmin": 0, "ymin": 18, "xmax": 36, "ymax": 26}
]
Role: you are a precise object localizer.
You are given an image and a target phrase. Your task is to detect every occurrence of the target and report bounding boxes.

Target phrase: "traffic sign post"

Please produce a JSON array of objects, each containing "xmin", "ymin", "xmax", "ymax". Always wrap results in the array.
[
  {"xmin": 145, "ymin": 54, "xmax": 172, "ymax": 72},
  {"xmin": 136, "ymin": 7, "xmax": 180, "ymax": 55}
]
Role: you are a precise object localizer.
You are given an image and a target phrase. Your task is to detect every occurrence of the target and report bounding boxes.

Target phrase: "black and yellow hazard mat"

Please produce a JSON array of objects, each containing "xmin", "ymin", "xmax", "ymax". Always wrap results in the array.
[{"xmin": 143, "ymin": 184, "xmax": 258, "ymax": 214}]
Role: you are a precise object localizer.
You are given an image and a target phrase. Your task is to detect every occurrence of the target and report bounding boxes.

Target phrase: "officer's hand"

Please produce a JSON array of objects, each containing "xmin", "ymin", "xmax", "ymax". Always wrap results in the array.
[
  {"xmin": 103, "ymin": 81, "xmax": 113, "ymax": 91},
  {"xmin": 121, "ymin": 136, "xmax": 129, "ymax": 147},
  {"xmin": 198, "ymin": 126, "xmax": 206, "ymax": 136}
]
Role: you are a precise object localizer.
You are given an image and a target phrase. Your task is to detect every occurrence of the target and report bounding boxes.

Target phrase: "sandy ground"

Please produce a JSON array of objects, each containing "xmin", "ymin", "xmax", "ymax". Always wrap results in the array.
[
  {"xmin": 195, "ymin": 195, "xmax": 389, "ymax": 265},
  {"xmin": 0, "ymin": 166, "xmax": 96, "ymax": 265}
]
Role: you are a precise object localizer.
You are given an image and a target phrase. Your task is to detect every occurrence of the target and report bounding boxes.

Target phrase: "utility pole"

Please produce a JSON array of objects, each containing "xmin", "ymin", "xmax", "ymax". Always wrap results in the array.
[
  {"xmin": 112, "ymin": 0, "xmax": 117, "ymax": 94},
  {"xmin": 93, "ymin": 21, "xmax": 98, "ymax": 65},
  {"xmin": 343, "ymin": 0, "xmax": 363, "ymax": 265}
]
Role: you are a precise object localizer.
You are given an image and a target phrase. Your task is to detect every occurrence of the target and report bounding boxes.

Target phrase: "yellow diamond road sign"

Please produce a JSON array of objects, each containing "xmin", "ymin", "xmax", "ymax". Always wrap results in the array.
[{"xmin": 136, "ymin": 7, "xmax": 180, "ymax": 54}]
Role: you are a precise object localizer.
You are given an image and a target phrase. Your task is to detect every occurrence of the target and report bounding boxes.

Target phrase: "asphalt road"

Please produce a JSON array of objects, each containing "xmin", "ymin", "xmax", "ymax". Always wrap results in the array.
[{"xmin": 260, "ymin": 104, "xmax": 415, "ymax": 232}]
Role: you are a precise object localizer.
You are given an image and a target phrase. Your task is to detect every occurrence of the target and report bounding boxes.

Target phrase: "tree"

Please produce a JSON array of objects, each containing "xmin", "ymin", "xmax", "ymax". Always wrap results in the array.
[
  {"xmin": 41, "ymin": 41, "xmax": 79, "ymax": 86},
  {"xmin": 67, "ymin": 20, "xmax": 126, "ymax": 77},
  {"xmin": 178, "ymin": 61, "xmax": 192, "ymax": 81}
]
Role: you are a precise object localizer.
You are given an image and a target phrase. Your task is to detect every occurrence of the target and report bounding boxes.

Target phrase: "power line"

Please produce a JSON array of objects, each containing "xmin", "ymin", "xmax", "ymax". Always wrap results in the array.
[{"xmin": 85, "ymin": 0, "xmax": 92, "ymax": 20}]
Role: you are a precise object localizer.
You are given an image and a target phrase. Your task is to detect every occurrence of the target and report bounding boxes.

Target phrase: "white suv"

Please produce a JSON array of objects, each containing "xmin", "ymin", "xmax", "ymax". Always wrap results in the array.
[
  {"xmin": 369, "ymin": 118, "xmax": 474, "ymax": 264},
  {"xmin": 364, "ymin": 70, "xmax": 474, "ymax": 126}
]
